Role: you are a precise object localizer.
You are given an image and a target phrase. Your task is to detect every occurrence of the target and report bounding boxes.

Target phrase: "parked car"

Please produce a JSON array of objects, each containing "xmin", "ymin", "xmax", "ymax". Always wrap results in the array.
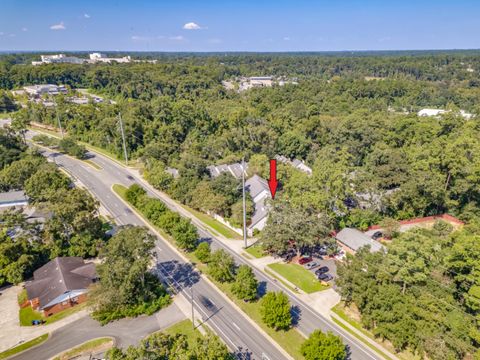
[
  {"xmin": 305, "ymin": 261, "xmax": 319, "ymax": 270},
  {"xmin": 298, "ymin": 257, "xmax": 312, "ymax": 265},
  {"xmin": 315, "ymin": 266, "xmax": 329, "ymax": 275},
  {"xmin": 372, "ymin": 231, "xmax": 383, "ymax": 240},
  {"xmin": 318, "ymin": 273, "xmax": 333, "ymax": 282}
]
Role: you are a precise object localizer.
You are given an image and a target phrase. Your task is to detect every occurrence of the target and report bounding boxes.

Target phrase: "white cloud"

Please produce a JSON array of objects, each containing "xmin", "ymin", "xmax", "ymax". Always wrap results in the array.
[
  {"xmin": 183, "ymin": 22, "xmax": 203, "ymax": 30},
  {"xmin": 0, "ymin": 32, "xmax": 4, "ymax": 36},
  {"xmin": 131, "ymin": 35, "xmax": 151, "ymax": 41},
  {"xmin": 50, "ymin": 22, "xmax": 66, "ymax": 30},
  {"xmin": 21, "ymin": 27, "xmax": 28, "ymax": 32},
  {"xmin": 283, "ymin": 37, "xmax": 290, "ymax": 41},
  {"xmin": 169, "ymin": 35, "xmax": 184, "ymax": 41},
  {"xmin": 84, "ymin": 13, "xmax": 91, "ymax": 18},
  {"xmin": 8, "ymin": 34, "xmax": 16, "ymax": 37}
]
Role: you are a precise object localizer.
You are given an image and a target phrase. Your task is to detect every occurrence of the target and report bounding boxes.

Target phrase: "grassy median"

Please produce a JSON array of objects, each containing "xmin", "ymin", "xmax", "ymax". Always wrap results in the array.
[{"xmin": 53, "ymin": 337, "xmax": 113, "ymax": 360}]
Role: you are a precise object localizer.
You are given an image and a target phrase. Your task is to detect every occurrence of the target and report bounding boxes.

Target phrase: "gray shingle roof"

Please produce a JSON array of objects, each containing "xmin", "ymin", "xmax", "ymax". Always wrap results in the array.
[
  {"xmin": 25, "ymin": 257, "xmax": 96, "ymax": 309},
  {"xmin": 335, "ymin": 228, "xmax": 385, "ymax": 253},
  {"xmin": 245, "ymin": 174, "xmax": 269, "ymax": 199}
]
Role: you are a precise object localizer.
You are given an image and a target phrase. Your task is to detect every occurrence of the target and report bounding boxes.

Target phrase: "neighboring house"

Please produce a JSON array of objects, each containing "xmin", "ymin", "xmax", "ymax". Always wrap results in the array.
[
  {"xmin": 25, "ymin": 257, "xmax": 96, "ymax": 317},
  {"xmin": 335, "ymin": 228, "xmax": 385, "ymax": 255},
  {"xmin": 207, "ymin": 162, "xmax": 248, "ymax": 180},
  {"xmin": 0, "ymin": 190, "xmax": 29, "ymax": 209},
  {"xmin": 364, "ymin": 214, "xmax": 464, "ymax": 237},
  {"xmin": 23, "ymin": 84, "xmax": 67, "ymax": 97},
  {"xmin": 275, "ymin": 155, "xmax": 312, "ymax": 175},
  {"xmin": 245, "ymin": 174, "xmax": 271, "ymax": 235},
  {"xmin": 249, "ymin": 76, "xmax": 273, "ymax": 87}
]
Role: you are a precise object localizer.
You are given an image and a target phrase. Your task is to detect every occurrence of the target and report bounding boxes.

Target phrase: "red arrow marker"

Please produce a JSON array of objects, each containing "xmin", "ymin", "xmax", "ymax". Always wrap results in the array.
[{"xmin": 268, "ymin": 159, "xmax": 278, "ymax": 199}]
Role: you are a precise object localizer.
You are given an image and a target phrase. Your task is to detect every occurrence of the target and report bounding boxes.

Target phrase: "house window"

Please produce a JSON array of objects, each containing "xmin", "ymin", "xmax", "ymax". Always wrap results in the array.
[
  {"xmin": 72, "ymin": 296, "xmax": 78, "ymax": 302},
  {"xmin": 62, "ymin": 301, "xmax": 68, "ymax": 305}
]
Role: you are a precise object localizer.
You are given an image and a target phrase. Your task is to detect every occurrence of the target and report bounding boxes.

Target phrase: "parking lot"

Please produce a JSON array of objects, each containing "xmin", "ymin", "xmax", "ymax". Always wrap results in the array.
[{"xmin": 303, "ymin": 256, "xmax": 338, "ymax": 283}]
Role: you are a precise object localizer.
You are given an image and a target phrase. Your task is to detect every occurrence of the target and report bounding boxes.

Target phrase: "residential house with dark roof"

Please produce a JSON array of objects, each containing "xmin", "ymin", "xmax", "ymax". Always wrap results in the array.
[{"xmin": 25, "ymin": 257, "xmax": 96, "ymax": 317}]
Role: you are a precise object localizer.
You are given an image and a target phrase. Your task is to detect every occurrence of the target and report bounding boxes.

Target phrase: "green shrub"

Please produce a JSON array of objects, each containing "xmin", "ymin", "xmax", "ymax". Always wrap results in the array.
[{"xmin": 195, "ymin": 242, "xmax": 211, "ymax": 263}]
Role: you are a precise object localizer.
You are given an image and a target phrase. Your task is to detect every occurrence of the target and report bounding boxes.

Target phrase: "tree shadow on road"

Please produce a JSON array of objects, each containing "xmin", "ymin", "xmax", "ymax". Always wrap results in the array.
[{"xmin": 154, "ymin": 260, "xmax": 200, "ymax": 291}]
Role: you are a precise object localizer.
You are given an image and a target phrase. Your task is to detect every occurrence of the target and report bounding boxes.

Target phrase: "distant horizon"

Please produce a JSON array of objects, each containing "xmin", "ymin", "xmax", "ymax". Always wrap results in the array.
[{"xmin": 2, "ymin": 48, "xmax": 480, "ymax": 55}]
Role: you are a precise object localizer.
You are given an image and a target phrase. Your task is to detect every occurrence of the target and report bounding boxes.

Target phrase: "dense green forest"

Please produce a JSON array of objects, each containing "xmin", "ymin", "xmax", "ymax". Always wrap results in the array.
[
  {"xmin": 0, "ymin": 128, "xmax": 106, "ymax": 286},
  {"xmin": 2, "ymin": 52, "xmax": 480, "ymax": 358}
]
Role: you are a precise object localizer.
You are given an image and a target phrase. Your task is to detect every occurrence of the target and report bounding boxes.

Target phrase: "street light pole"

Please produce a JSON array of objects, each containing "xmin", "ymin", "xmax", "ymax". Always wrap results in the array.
[
  {"xmin": 55, "ymin": 103, "xmax": 64, "ymax": 138},
  {"xmin": 242, "ymin": 157, "xmax": 248, "ymax": 249}
]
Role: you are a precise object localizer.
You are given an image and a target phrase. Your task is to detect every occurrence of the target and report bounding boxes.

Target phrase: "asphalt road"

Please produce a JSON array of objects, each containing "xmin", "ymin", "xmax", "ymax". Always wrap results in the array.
[
  {"xmin": 25, "ymin": 129, "xmax": 385, "ymax": 360},
  {"xmin": 29, "ymin": 137, "xmax": 288, "ymax": 360},
  {"xmin": 10, "ymin": 304, "xmax": 185, "ymax": 360}
]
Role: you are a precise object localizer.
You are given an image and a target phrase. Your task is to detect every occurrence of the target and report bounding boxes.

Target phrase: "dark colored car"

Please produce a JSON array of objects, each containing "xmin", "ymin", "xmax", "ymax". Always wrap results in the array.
[
  {"xmin": 315, "ymin": 266, "xmax": 329, "ymax": 275},
  {"xmin": 318, "ymin": 273, "xmax": 333, "ymax": 282},
  {"xmin": 305, "ymin": 261, "xmax": 319, "ymax": 270},
  {"xmin": 298, "ymin": 257, "xmax": 312, "ymax": 265},
  {"xmin": 372, "ymin": 231, "xmax": 383, "ymax": 240}
]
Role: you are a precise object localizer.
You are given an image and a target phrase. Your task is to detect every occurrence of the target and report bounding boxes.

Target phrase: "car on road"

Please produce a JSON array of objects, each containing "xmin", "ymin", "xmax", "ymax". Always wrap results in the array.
[
  {"xmin": 372, "ymin": 231, "xmax": 383, "ymax": 240},
  {"xmin": 318, "ymin": 273, "xmax": 333, "ymax": 282},
  {"xmin": 305, "ymin": 261, "xmax": 319, "ymax": 270},
  {"xmin": 298, "ymin": 257, "xmax": 312, "ymax": 265},
  {"xmin": 315, "ymin": 266, "xmax": 329, "ymax": 275}
]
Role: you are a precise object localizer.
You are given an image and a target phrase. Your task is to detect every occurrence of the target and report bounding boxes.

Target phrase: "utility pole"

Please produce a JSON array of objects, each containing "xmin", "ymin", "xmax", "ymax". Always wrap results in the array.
[
  {"xmin": 118, "ymin": 113, "xmax": 128, "ymax": 166},
  {"xmin": 242, "ymin": 157, "xmax": 248, "ymax": 249},
  {"xmin": 55, "ymin": 104, "xmax": 64, "ymax": 138},
  {"xmin": 190, "ymin": 286, "xmax": 195, "ymax": 329}
]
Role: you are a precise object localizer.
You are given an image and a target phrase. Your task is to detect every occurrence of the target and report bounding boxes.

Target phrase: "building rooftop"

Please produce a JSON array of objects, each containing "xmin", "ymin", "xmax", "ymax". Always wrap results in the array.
[
  {"xmin": 245, "ymin": 174, "xmax": 270, "ymax": 199},
  {"xmin": 0, "ymin": 190, "xmax": 29, "ymax": 207},
  {"xmin": 336, "ymin": 228, "xmax": 385, "ymax": 253},
  {"xmin": 25, "ymin": 257, "xmax": 96, "ymax": 309}
]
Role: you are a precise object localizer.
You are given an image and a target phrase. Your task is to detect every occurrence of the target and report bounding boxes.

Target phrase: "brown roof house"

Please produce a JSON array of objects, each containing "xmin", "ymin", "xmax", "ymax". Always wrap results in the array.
[{"xmin": 25, "ymin": 257, "xmax": 96, "ymax": 317}]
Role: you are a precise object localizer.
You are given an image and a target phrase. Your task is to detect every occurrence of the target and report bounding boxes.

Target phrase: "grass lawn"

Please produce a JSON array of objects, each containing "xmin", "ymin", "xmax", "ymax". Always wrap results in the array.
[
  {"xmin": 163, "ymin": 319, "xmax": 201, "ymax": 343},
  {"xmin": 113, "ymin": 185, "xmax": 306, "ymax": 359},
  {"xmin": 53, "ymin": 337, "xmax": 113, "ymax": 360},
  {"xmin": 19, "ymin": 303, "xmax": 87, "ymax": 326},
  {"xmin": 268, "ymin": 263, "xmax": 329, "ymax": 294},
  {"xmin": 0, "ymin": 334, "xmax": 49, "ymax": 360},
  {"xmin": 180, "ymin": 204, "xmax": 242, "ymax": 240},
  {"xmin": 245, "ymin": 244, "xmax": 265, "ymax": 258}
]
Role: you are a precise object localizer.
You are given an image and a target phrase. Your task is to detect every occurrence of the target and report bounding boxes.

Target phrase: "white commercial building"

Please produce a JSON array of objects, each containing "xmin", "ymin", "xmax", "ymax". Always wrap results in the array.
[
  {"xmin": 32, "ymin": 54, "xmax": 85, "ymax": 65},
  {"xmin": 418, "ymin": 108, "xmax": 474, "ymax": 119},
  {"xmin": 89, "ymin": 53, "xmax": 131, "ymax": 64}
]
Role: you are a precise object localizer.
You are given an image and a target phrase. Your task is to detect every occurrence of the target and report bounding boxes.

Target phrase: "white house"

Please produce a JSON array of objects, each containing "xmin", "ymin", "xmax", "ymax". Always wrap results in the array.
[{"xmin": 245, "ymin": 174, "xmax": 271, "ymax": 235}]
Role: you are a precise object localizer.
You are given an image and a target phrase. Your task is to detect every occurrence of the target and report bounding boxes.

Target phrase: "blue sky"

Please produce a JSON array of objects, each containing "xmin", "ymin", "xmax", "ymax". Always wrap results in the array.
[{"xmin": 1, "ymin": 0, "xmax": 479, "ymax": 52}]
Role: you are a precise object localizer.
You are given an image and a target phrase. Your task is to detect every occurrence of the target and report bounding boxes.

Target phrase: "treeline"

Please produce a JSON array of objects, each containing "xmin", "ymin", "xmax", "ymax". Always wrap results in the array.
[
  {"xmin": 0, "ymin": 128, "xmax": 106, "ymax": 286},
  {"xmin": 336, "ymin": 222, "xmax": 480, "ymax": 359}
]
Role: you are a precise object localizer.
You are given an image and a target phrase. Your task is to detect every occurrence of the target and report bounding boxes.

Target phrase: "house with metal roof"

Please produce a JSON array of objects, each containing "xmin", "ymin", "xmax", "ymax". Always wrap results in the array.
[
  {"xmin": 335, "ymin": 228, "xmax": 385, "ymax": 254},
  {"xmin": 275, "ymin": 155, "xmax": 312, "ymax": 175},
  {"xmin": 206, "ymin": 162, "xmax": 248, "ymax": 180},
  {"xmin": 25, "ymin": 257, "xmax": 96, "ymax": 317}
]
